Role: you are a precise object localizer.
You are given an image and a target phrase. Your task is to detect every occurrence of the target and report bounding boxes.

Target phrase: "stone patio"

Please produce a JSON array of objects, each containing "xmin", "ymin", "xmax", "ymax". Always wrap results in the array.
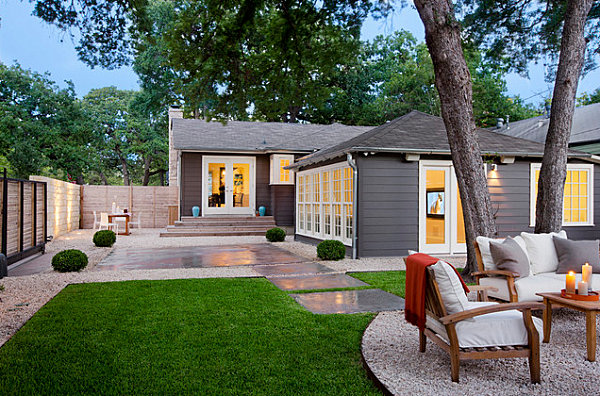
[{"xmin": 290, "ymin": 289, "xmax": 405, "ymax": 314}]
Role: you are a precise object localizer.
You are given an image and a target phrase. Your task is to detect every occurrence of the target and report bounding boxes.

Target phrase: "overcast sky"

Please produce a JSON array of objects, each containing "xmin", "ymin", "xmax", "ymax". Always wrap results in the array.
[{"xmin": 1, "ymin": 1, "xmax": 599, "ymax": 104}]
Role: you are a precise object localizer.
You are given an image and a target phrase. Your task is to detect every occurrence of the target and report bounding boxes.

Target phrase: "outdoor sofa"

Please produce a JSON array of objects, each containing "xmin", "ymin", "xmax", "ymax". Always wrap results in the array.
[{"xmin": 474, "ymin": 231, "xmax": 600, "ymax": 302}]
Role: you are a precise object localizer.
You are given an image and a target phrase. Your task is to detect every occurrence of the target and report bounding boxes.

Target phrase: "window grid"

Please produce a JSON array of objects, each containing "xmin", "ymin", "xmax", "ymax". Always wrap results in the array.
[
  {"xmin": 296, "ymin": 164, "xmax": 353, "ymax": 245},
  {"xmin": 280, "ymin": 159, "xmax": 290, "ymax": 182}
]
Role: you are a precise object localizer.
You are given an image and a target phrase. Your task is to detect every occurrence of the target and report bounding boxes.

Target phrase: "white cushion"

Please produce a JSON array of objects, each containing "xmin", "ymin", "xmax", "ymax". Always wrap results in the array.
[
  {"xmin": 426, "ymin": 301, "xmax": 543, "ymax": 348},
  {"xmin": 431, "ymin": 260, "xmax": 469, "ymax": 314},
  {"xmin": 479, "ymin": 277, "xmax": 511, "ymax": 301},
  {"xmin": 521, "ymin": 231, "xmax": 567, "ymax": 274},
  {"xmin": 476, "ymin": 236, "xmax": 530, "ymax": 272},
  {"xmin": 513, "ymin": 274, "xmax": 566, "ymax": 302}
]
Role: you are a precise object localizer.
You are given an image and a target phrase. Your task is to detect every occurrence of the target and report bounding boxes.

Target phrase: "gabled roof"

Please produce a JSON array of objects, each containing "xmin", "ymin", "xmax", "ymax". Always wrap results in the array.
[
  {"xmin": 171, "ymin": 118, "xmax": 373, "ymax": 153},
  {"xmin": 497, "ymin": 103, "xmax": 600, "ymax": 145},
  {"xmin": 290, "ymin": 111, "xmax": 592, "ymax": 169}
]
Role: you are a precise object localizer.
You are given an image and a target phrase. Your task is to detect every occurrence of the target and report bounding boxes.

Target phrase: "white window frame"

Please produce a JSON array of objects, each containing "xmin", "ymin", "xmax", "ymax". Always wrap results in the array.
[
  {"xmin": 530, "ymin": 163, "xmax": 594, "ymax": 227},
  {"xmin": 270, "ymin": 154, "xmax": 295, "ymax": 185},
  {"xmin": 296, "ymin": 162, "xmax": 353, "ymax": 246}
]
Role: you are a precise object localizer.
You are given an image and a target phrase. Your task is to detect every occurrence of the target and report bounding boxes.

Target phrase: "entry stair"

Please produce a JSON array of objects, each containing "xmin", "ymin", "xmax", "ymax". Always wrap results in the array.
[{"xmin": 160, "ymin": 216, "xmax": 276, "ymax": 237}]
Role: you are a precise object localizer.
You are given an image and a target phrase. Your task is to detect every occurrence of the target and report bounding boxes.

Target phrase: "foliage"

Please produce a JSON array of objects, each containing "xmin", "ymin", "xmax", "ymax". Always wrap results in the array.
[
  {"xmin": 317, "ymin": 240, "xmax": 346, "ymax": 261},
  {"xmin": 93, "ymin": 230, "xmax": 116, "ymax": 247},
  {"xmin": 0, "ymin": 278, "xmax": 379, "ymax": 394},
  {"xmin": 0, "ymin": 63, "xmax": 93, "ymax": 179},
  {"xmin": 578, "ymin": 88, "xmax": 600, "ymax": 106},
  {"xmin": 459, "ymin": 1, "xmax": 600, "ymax": 77},
  {"xmin": 265, "ymin": 227, "xmax": 286, "ymax": 242},
  {"xmin": 51, "ymin": 249, "xmax": 88, "ymax": 272}
]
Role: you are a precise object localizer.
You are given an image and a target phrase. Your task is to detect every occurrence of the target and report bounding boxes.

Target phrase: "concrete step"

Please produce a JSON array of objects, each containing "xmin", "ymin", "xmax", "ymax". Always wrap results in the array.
[
  {"xmin": 160, "ymin": 230, "xmax": 268, "ymax": 237},
  {"xmin": 165, "ymin": 225, "xmax": 273, "ymax": 232}
]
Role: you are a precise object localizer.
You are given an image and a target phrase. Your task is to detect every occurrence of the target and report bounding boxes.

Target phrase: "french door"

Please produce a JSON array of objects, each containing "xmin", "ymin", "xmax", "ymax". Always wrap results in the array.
[
  {"xmin": 202, "ymin": 156, "xmax": 255, "ymax": 215},
  {"xmin": 418, "ymin": 161, "xmax": 467, "ymax": 254}
]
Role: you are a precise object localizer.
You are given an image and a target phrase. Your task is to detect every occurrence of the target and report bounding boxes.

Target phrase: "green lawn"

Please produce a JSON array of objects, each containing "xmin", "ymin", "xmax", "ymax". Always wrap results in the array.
[
  {"xmin": 350, "ymin": 271, "xmax": 406, "ymax": 297},
  {"xmin": 0, "ymin": 278, "xmax": 380, "ymax": 395}
]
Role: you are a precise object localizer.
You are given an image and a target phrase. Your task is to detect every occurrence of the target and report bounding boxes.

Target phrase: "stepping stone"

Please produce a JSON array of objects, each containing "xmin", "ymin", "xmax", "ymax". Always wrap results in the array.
[
  {"xmin": 253, "ymin": 262, "xmax": 335, "ymax": 277},
  {"xmin": 269, "ymin": 273, "xmax": 368, "ymax": 291},
  {"xmin": 290, "ymin": 289, "xmax": 405, "ymax": 314}
]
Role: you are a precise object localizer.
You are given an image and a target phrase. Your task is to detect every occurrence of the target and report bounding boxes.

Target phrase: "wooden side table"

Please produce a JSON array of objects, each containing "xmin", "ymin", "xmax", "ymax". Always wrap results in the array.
[
  {"xmin": 536, "ymin": 292, "xmax": 600, "ymax": 362},
  {"xmin": 108, "ymin": 214, "xmax": 131, "ymax": 236}
]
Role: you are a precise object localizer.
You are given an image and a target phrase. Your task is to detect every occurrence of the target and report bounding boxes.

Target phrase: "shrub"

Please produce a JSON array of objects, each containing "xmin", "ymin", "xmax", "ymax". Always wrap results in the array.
[
  {"xmin": 266, "ymin": 227, "xmax": 286, "ymax": 242},
  {"xmin": 52, "ymin": 249, "xmax": 88, "ymax": 272},
  {"xmin": 93, "ymin": 230, "xmax": 116, "ymax": 247},
  {"xmin": 317, "ymin": 240, "xmax": 346, "ymax": 261}
]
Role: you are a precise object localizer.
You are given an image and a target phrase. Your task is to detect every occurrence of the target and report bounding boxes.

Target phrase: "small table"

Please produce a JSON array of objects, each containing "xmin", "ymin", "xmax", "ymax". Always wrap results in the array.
[
  {"xmin": 108, "ymin": 213, "xmax": 131, "ymax": 236},
  {"xmin": 537, "ymin": 292, "xmax": 600, "ymax": 361}
]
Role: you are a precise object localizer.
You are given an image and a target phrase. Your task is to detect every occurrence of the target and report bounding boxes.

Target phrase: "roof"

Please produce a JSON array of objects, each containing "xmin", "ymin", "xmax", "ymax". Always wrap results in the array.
[
  {"xmin": 171, "ymin": 119, "xmax": 373, "ymax": 153},
  {"xmin": 497, "ymin": 103, "xmax": 600, "ymax": 145},
  {"xmin": 290, "ymin": 110, "xmax": 592, "ymax": 169}
]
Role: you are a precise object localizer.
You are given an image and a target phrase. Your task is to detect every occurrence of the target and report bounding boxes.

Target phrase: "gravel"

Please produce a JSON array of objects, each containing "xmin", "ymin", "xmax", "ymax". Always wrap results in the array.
[{"xmin": 362, "ymin": 309, "xmax": 600, "ymax": 395}]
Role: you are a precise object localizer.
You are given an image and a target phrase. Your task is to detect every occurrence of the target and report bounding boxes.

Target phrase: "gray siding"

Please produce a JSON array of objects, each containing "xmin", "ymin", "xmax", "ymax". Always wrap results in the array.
[
  {"xmin": 255, "ymin": 155, "xmax": 271, "ymax": 215},
  {"xmin": 181, "ymin": 152, "xmax": 202, "ymax": 216},
  {"xmin": 357, "ymin": 154, "xmax": 419, "ymax": 257},
  {"xmin": 271, "ymin": 185, "xmax": 294, "ymax": 226}
]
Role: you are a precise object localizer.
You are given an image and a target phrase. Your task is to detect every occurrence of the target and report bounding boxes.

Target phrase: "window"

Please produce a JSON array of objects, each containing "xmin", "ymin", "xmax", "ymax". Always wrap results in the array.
[
  {"xmin": 296, "ymin": 163, "xmax": 354, "ymax": 245},
  {"xmin": 270, "ymin": 154, "xmax": 294, "ymax": 184},
  {"xmin": 530, "ymin": 164, "xmax": 594, "ymax": 226}
]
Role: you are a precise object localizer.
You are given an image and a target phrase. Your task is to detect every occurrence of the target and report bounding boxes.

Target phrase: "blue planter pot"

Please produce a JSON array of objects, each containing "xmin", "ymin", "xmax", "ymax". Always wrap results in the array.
[
  {"xmin": 258, "ymin": 206, "xmax": 266, "ymax": 216},
  {"xmin": 192, "ymin": 206, "xmax": 200, "ymax": 217}
]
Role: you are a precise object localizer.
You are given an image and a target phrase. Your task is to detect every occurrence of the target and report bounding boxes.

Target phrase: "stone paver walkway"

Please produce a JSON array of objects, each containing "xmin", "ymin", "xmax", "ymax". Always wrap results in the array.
[
  {"xmin": 253, "ymin": 262, "xmax": 335, "ymax": 277},
  {"xmin": 290, "ymin": 289, "xmax": 405, "ymax": 314},
  {"xmin": 96, "ymin": 244, "xmax": 306, "ymax": 271},
  {"xmin": 269, "ymin": 273, "xmax": 368, "ymax": 291}
]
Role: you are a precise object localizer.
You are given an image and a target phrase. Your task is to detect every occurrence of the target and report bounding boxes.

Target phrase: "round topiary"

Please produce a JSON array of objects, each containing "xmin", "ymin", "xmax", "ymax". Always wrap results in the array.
[
  {"xmin": 266, "ymin": 227, "xmax": 286, "ymax": 242},
  {"xmin": 52, "ymin": 249, "xmax": 88, "ymax": 272},
  {"xmin": 93, "ymin": 230, "xmax": 116, "ymax": 247},
  {"xmin": 317, "ymin": 240, "xmax": 346, "ymax": 261}
]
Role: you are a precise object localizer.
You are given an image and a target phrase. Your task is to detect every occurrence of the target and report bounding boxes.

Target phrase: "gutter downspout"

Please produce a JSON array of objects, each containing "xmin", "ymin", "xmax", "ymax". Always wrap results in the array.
[{"xmin": 347, "ymin": 153, "xmax": 358, "ymax": 259}]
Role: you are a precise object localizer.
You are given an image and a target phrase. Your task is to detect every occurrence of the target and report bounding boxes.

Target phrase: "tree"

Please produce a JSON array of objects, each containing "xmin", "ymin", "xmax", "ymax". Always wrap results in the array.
[
  {"xmin": 461, "ymin": 0, "xmax": 597, "ymax": 233},
  {"xmin": 412, "ymin": 0, "xmax": 497, "ymax": 276},
  {"xmin": 578, "ymin": 88, "xmax": 600, "ymax": 105},
  {"xmin": 0, "ymin": 63, "xmax": 92, "ymax": 180}
]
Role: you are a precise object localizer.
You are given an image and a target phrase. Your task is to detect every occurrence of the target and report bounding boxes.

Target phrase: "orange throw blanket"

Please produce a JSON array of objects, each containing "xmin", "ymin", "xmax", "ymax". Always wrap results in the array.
[{"xmin": 405, "ymin": 253, "xmax": 469, "ymax": 330}]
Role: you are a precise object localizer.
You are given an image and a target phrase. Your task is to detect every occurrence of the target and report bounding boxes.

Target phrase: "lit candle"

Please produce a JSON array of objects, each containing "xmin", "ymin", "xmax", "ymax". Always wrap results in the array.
[
  {"xmin": 578, "ymin": 281, "xmax": 589, "ymax": 296},
  {"xmin": 566, "ymin": 271, "xmax": 576, "ymax": 294},
  {"xmin": 582, "ymin": 263, "xmax": 593, "ymax": 291}
]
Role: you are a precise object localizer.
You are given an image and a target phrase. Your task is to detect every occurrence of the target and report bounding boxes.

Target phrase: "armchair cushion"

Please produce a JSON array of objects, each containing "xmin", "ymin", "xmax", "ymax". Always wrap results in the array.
[
  {"xmin": 489, "ymin": 237, "xmax": 530, "ymax": 279},
  {"xmin": 553, "ymin": 237, "xmax": 600, "ymax": 273},
  {"xmin": 479, "ymin": 277, "xmax": 511, "ymax": 301},
  {"xmin": 520, "ymin": 231, "xmax": 567, "ymax": 274},
  {"xmin": 426, "ymin": 301, "xmax": 543, "ymax": 348},
  {"xmin": 431, "ymin": 261, "xmax": 470, "ymax": 314}
]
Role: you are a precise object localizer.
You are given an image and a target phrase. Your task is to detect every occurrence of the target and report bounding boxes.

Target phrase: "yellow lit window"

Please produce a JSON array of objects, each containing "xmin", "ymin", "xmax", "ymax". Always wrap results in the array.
[
  {"xmin": 280, "ymin": 159, "xmax": 290, "ymax": 182},
  {"xmin": 531, "ymin": 164, "xmax": 593, "ymax": 226},
  {"xmin": 270, "ymin": 154, "xmax": 294, "ymax": 184}
]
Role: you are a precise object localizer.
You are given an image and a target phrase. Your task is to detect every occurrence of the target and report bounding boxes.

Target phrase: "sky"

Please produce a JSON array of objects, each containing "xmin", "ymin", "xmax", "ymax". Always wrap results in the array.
[{"xmin": 1, "ymin": 1, "xmax": 599, "ymax": 104}]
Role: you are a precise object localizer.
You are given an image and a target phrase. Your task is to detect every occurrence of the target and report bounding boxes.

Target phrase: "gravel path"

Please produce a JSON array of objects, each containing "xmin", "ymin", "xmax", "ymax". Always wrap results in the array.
[{"xmin": 362, "ymin": 309, "xmax": 600, "ymax": 395}]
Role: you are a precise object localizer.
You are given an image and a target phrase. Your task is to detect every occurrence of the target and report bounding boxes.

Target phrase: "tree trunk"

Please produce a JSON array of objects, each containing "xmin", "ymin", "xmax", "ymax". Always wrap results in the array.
[
  {"xmin": 159, "ymin": 170, "xmax": 165, "ymax": 186},
  {"xmin": 121, "ymin": 158, "xmax": 130, "ymax": 186},
  {"xmin": 142, "ymin": 156, "xmax": 152, "ymax": 186},
  {"xmin": 414, "ymin": 0, "xmax": 497, "ymax": 277},
  {"xmin": 76, "ymin": 174, "xmax": 85, "ymax": 185},
  {"xmin": 100, "ymin": 172, "xmax": 108, "ymax": 185},
  {"xmin": 535, "ymin": 0, "xmax": 593, "ymax": 233}
]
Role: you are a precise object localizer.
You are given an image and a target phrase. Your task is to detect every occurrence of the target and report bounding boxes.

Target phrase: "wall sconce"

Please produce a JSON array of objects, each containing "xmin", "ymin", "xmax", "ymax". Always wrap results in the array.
[{"xmin": 491, "ymin": 163, "xmax": 498, "ymax": 171}]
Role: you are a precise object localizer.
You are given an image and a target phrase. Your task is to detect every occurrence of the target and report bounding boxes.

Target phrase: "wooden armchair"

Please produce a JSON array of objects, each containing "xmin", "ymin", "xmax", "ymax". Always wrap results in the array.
[
  {"xmin": 473, "ymin": 241, "xmax": 519, "ymax": 302},
  {"xmin": 421, "ymin": 266, "xmax": 543, "ymax": 383}
]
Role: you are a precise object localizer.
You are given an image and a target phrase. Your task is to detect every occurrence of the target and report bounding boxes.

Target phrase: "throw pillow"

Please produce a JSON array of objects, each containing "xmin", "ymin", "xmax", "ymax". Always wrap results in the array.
[
  {"xmin": 489, "ymin": 237, "xmax": 530, "ymax": 279},
  {"xmin": 553, "ymin": 237, "xmax": 600, "ymax": 274},
  {"xmin": 431, "ymin": 260, "xmax": 469, "ymax": 314},
  {"xmin": 520, "ymin": 230, "xmax": 568, "ymax": 274},
  {"xmin": 475, "ymin": 236, "xmax": 530, "ymax": 272}
]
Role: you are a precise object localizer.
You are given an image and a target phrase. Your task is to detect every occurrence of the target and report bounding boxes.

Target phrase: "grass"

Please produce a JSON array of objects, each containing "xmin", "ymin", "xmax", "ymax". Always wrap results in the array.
[
  {"xmin": 0, "ymin": 278, "xmax": 380, "ymax": 395},
  {"xmin": 350, "ymin": 271, "xmax": 406, "ymax": 298}
]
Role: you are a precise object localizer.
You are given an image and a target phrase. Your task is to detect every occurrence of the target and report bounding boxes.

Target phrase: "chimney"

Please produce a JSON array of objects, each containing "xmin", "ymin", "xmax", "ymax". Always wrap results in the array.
[
  {"xmin": 496, "ymin": 118, "xmax": 504, "ymax": 129},
  {"xmin": 168, "ymin": 106, "xmax": 184, "ymax": 186}
]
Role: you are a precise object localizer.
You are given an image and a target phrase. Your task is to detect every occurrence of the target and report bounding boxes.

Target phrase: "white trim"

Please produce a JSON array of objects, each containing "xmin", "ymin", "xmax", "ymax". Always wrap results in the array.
[
  {"xmin": 529, "ymin": 163, "xmax": 594, "ymax": 227},
  {"xmin": 202, "ymin": 156, "xmax": 256, "ymax": 216},
  {"xmin": 296, "ymin": 162, "xmax": 353, "ymax": 246}
]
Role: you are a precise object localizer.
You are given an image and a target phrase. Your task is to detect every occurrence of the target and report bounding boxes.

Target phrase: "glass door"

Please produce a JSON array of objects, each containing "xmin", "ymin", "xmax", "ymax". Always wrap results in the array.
[
  {"xmin": 203, "ymin": 157, "xmax": 255, "ymax": 215},
  {"xmin": 419, "ymin": 162, "xmax": 467, "ymax": 254}
]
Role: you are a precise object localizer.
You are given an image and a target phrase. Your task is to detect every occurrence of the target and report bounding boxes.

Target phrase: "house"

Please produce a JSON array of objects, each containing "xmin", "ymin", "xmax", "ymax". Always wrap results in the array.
[
  {"xmin": 167, "ymin": 107, "xmax": 372, "ymax": 226},
  {"xmin": 288, "ymin": 110, "xmax": 600, "ymax": 258},
  {"xmin": 497, "ymin": 102, "xmax": 600, "ymax": 154}
]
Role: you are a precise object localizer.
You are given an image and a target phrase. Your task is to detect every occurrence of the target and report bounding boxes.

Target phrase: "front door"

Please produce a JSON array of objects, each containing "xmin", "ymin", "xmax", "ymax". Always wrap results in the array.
[
  {"xmin": 203, "ymin": 156, "xmax": 255, "ymax": 215},
  {"xmin": 419, "ymin": 161, "xmax": 467, "ymax": 254}
]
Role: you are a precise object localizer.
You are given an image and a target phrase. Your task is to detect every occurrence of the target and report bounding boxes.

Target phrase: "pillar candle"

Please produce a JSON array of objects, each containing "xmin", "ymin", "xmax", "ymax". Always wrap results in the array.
[
  {"xmin": 578, "ymin": 281, "xmax": 589, "ymax": 296},
  {"xmin": 582, "ymin": 263, "xmax": 593, "ymax": 291},
  {"xmin": 566, "ymin": 271, "xmax": 576, "ymax": 294}
]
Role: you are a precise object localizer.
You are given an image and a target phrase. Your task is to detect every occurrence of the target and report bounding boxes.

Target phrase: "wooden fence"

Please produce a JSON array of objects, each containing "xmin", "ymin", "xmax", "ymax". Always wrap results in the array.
[
  {"xmin": 30, "ymin": 176, "xmax": 81, "ymax": 239},
  {"xmin": 1, "ymin": 170, "xmax": 47, "ymax": 265},
  {"xmin": 81, "ymin": 185, "xmax": 178, "ymax": 229}
]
